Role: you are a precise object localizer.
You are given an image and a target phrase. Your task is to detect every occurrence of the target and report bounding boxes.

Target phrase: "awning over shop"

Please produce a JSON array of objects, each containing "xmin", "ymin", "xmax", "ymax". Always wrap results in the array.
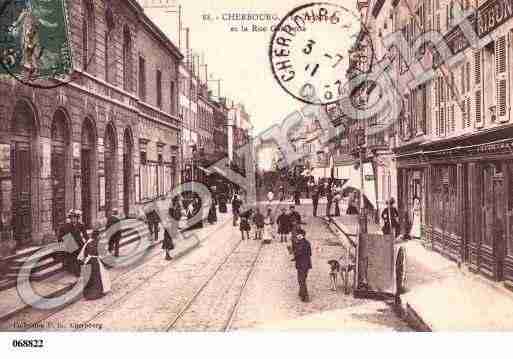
[{"xmin": 335, "ymin": 162, "xmax": 377, "ymax": 208}]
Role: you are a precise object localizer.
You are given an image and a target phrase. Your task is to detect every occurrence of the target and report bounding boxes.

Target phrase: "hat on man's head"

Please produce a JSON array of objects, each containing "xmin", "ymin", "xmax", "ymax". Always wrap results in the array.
[
  {"xmin": 296, "ymin": 228, "xmax": 306, "ymax": 237},
  {"xmin": 111, "ymin": 208, "xmax": 119, "ymax": 215}
]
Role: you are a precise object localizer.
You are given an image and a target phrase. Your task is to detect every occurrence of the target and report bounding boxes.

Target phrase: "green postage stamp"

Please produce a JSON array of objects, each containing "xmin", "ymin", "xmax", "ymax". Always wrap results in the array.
[{"xmin": 0, "ymin": 0, "xmax": 73, "ymax": 81}]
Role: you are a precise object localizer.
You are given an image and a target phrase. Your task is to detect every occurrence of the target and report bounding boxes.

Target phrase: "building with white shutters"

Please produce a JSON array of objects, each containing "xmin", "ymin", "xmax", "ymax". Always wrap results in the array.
[{"xmin": 386, "ymin": 0, "xmax": 513, "ymax": 286}]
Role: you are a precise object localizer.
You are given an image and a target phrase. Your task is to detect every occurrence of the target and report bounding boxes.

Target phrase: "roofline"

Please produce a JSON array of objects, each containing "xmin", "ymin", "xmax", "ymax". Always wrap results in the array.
[{"xmin": 128, "ymin": 0, "xmax": 184, "ymax": 60}]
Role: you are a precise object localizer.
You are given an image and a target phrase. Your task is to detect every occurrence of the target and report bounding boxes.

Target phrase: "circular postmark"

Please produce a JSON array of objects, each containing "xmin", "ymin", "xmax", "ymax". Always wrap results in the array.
[{"xmin": 269, "ymin": 2, "xmax": 373, "ymax": 106}]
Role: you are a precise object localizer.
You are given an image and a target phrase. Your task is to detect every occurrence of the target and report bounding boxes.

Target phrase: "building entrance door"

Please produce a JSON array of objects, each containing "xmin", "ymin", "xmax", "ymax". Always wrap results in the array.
[
  {"xmin": 492, "ymin": 175, "xmax": 506, "ymax": 281},
  {"xmin": 51, "ymin": 114, "xmax": 68, "ymax": 232},
  {"xmin": 482, "ymin": 163, "xmax": 506, "ymax": 280},
  {"xmin": 81, "ymin": 149, "xmax": 92, "ymax": 228},
  {"xmin": 11, "ymin": 142, "xmax": 31, "ymax": 243},
  {"xmin": 123, "ymin": 129, "xmax": 132, "ymax": 217}
]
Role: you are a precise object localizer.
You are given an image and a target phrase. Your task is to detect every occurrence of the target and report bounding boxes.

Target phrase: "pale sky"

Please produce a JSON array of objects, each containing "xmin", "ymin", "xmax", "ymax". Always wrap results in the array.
[{"xmin": 138, "ymin": 0, "xmax": 359, "ymax": 134}]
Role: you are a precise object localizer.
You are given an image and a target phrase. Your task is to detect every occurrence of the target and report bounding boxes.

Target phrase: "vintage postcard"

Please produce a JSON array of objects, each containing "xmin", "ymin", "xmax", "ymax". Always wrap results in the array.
[{"xmin": 1, "ymin": 0, "xmax": 513, "ymax": 351}]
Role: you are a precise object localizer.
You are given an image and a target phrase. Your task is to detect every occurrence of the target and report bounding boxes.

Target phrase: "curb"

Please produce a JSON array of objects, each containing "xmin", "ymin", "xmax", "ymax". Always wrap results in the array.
[{"xmin": 403, "ymin": 303, "xmax": 432, "ymax": 332}]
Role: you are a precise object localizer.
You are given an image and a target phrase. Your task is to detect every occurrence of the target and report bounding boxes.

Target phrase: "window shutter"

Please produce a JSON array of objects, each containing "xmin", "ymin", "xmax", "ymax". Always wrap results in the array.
[
  {"xmin": 466, "ymin": 62, "xmax": 471, "ymax": 94},
  {"xmin": 467, "ymin": 98, "xmax": 471, "ymax": 128},
  {"xmin": 435, "ymin": 110, "xmax": 439, "ymax": 136},
  {"xmin": 474, "ymin": 50, "xmax": 483, "ymax": 127},
  {"xmin": 451, "ymin": 104, "xmax": 455, "ymax": 131},
  {"xmin": 461, "ymin": 64, "xmax": 465, "ymax": 94},
  {"xmin": 461, "ymin": 100, "xmax": 466, "ymax": 128},
  {"xmin": 495, "ymin": 35, "xmax": 508, "ymax": 122}
]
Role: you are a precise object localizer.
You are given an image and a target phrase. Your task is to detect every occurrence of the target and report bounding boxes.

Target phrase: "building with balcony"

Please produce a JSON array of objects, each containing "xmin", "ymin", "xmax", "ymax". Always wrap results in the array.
[
  {"xmin": 0, "ymin": 0, "xmax": 182, "ymax": 255},
  {"xmin": 325, "ymin": 0, "xmax": 396, "ymax": 215},
  {"xmin": 390, "ymin": 0, "xmax": 513, "ymax": 286}
]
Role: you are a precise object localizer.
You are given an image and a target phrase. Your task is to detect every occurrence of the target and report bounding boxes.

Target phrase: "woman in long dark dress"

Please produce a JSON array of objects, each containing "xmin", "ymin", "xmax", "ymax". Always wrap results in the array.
[
  {"xmin": 162, "ymin": 227, "xmax": 175, "ymax": 260},
  {"xmin": 218, "ymin": 193, "xmax": 227, "ymax": 213},
  {"xmin": 208, "ymin": 201, "xmax": 217, "ymax": 224},
  {"xmin": 79, "ymin": 227, "xmax": 111, "ymax": 300}
]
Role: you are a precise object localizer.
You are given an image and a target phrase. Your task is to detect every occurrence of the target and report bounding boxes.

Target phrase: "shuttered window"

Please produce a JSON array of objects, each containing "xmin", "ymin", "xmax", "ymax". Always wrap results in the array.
[
  {"xmin": 461, "ymin": 64, "xmax": 465, "ymax": 94},
  {"xmin": 451, "ymin": 104, "xmax": 455, "ymax": 132},
  {"xmin": 474, "ymin": 50, "xmax": 482, "ymax": 126},
  {"xmin": 466, "ymin": 98, "xmax": 471, "ymax": 127},
  {"xmin": 496, "ymin": 36, "xmax": 507, "ymax": 119}
]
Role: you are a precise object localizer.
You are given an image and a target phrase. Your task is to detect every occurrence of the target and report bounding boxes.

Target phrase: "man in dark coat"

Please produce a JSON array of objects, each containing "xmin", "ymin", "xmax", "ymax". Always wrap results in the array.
[
  {"xmin": 292, "ymin": 228, "xmax": 312, "ymax": 302},
  {"xmin": 106, "ymin": 208, "xmax": 122, "ymax": 257},
  {"xmin": 311, "ymin": 186, "xmax": 319, "ymax": 217},
  {"xmin": 232, "ymin": 194, "xmax": 242, "ymax": 226},
  {"xmin": 289, "ymin": 205, "xmax": 301, "ymax": 230},
  {"xmin": 253, "ymin": 208, "xmax": 265, "ymax": 240},
  {"xmin": 67, "ymin": 210, "xmax": 88, "ymax": 276},
  {"xmin": 325, "ymin": 184, "xmax": 333, "ymax": 217},
  {"xmin": 293, "ymin": 186, "xmax": 301, "ymax": 205},
  {"xmin": 381, "ymin": 198, "xmax": 400, "ymax": 238},
  {"xmin": 276, "ymin": 207, "xmax": 291, "ymax": 243},
  {"xmin": 147, "ymin": 209, "xmax": 160, "ymax": 241}
]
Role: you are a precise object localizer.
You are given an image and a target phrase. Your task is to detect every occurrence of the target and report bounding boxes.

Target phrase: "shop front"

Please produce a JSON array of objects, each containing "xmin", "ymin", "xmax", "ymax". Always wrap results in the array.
[{"xmin": 397, "ymin": 135, "xmax": 513, "ymax": 288}]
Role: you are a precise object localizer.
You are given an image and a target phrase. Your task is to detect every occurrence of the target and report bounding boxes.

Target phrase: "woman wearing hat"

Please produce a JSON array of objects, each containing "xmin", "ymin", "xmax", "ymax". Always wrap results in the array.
[
  {"xmin": 162, "ymin": 226, "xmax": 175, "ymax": 260},
  {"xmin": 78, "ymin": 225, "xmax": 111, "ymax": 300}
]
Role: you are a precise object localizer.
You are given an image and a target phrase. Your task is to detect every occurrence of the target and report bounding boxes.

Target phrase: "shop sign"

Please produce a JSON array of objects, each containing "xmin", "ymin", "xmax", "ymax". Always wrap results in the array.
[
  {"xmin": 445, "ymin": 26, "xmax": 471, "ymax": 54},
  {"xmin": 477, "ymin": 0, "xmax": 513, "ymax": 38}
]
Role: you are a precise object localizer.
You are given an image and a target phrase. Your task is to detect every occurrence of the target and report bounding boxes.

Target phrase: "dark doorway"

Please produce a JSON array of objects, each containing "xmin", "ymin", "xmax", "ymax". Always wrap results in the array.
[
  {"xmin": 51, "ymin": 110, "xmax": 69, "ymax": 232},
  {"xmin": 123, "ymin": 128, "xmax": 133, "ymax": 217},
  {"xmin": 81, "ymin": 119, "xmax": 95, "ymax": 228},
  {"xmin": 104, "ymin": 124, "xmax": 117, "ymax": 216},
  {"xmin": 11, "ymin": 101, "xmax": 35, "ymax": 244}
]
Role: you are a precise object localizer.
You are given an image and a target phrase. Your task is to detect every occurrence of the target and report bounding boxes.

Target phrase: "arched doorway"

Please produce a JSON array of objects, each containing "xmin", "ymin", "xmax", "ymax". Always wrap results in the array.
[
  {"xmin": 123, "ymin": 128, "xmax": 133, "ymax": 217},
  {"xmin": 51, "ymin": 110, "xmax": 70, "ymax": 231},
  {"xmin": 81, "ymin": 119, "xmax": 95, "ymax": 228},
  {"xmin": 11, "ymin": 100, "xmax": 37, "ymax": 243},
  {"xmin": 104, "ymin": 124, "xmax": 117, "ymax": 215}
]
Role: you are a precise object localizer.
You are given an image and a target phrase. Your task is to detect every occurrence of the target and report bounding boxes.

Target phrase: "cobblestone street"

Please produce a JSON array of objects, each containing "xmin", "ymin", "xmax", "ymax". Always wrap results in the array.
[{"xmin": 1, "ymin": 203, "xmax": 410, "ymax": 331}]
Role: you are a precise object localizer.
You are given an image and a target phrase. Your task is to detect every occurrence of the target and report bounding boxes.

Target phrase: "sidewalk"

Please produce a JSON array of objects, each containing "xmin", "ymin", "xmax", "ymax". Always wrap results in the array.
[
  {"xmin": 327, "ymin": 214, "xmax": 513, "ymax": 331},
  {"xmin": 0, "ymin": 211, "xmax": 232, "ymax": 323},
  {"xmin": 252, "ymin": 300, "xmax": 410, "ymax": 331}
]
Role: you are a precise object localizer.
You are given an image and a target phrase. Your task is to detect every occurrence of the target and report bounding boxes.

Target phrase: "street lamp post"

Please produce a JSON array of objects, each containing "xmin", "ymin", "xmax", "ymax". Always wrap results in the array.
[{"xmin": 357, "ymin": 128, "xmax": 367, "ymax": 234}]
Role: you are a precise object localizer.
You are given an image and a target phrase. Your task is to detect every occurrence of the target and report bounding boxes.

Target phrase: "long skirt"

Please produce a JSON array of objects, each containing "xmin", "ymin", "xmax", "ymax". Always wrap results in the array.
[
  {"xmin": 411, "ymin": 211, "xmax": 421, "ymax": 238},
  {"xmin": 263, "ymin": 224, "xmax": 274, "ymax": 241},
  {"xmin": 208, "ymin": 206, "xmax": 218, "ymax": 224},
  {"xmin": 83, "ymin": 257, "xmax": 111, "ymax": 300},
  {"xmin": 64, "ymin": 250, "xmax": 82, "ymax": 277}
]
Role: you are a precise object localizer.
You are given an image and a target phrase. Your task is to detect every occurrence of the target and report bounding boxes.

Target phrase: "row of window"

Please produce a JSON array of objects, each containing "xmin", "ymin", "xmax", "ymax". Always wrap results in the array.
[
  {"xmin": 138, "ymin": 57, "xmax": 176, "ymax": 113},
  {"xmin": 139, "ymin": 151, "xmax": 177, "ymax": 201},
  {"xmin": 81, "ymin": 1, "xmax": 178, "ymax": 116}
]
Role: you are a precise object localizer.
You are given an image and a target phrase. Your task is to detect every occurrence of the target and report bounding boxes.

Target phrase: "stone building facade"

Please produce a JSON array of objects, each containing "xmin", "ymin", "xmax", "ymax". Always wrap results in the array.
[
  {"xmin": 375, "ymin": 0, "xmax": 513, "ymax": 286},
  {"xmin": 0, "ymin": 0, "xmax": 182, "ymax": 255}
]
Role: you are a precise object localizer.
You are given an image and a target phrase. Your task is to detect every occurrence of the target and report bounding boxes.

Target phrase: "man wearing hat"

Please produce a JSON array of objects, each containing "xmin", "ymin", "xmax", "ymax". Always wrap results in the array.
[
  {"xmin": 292, "ymin": 228, "xmax": 312, "ymax": 302},
  {"xmin": 106, "ymin": 208, "xmax": 121, "ymax": 257},
  {"xmin": 381, "ymin": 198, "xmax": 400, "ymax": 238},
  {"xmin": 65, "ymin": 209, "xmax": 89, "ymax": 276}
]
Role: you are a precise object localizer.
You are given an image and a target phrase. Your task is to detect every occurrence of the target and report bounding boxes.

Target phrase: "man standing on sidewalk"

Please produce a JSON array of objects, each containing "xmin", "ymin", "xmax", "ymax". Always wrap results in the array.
[
  {"xmin": 312, "ymin": 185, "xmax": 319, "ymax": 217},
  {"xmin": 253, "ymin": 208, "xmax": 265, "ymax": 240},
  {"xmin": 292, "ymin": 228, "xmax": 312, "ymax": 302},
  {"xmin": 325, "ymin": 184, "xmax": 333, "ymax": 217}
]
